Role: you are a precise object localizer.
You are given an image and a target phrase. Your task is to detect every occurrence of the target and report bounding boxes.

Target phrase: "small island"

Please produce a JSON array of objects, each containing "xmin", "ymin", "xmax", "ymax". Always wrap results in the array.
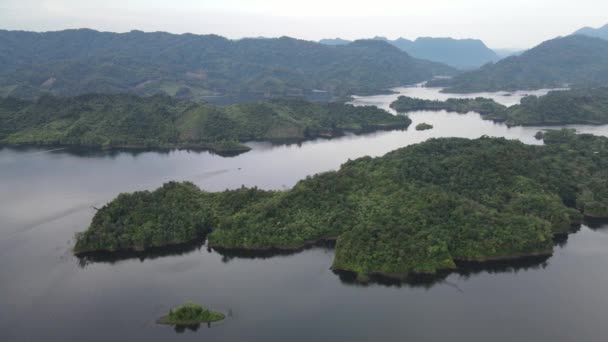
[
  {"xmin": 415, "ymin": 123, "xmax": 434, "ymax": 131},
  {"xmin": 0, "ymin": 94, "xmax": 411, "ymax": 155},
  {"xmin": 158, "ymin": 302, "xmax": 225, "ymax": 326}
]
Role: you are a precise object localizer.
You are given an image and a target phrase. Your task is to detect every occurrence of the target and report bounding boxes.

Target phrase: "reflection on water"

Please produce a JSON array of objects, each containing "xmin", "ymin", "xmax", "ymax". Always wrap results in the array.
[
  {"xmin": 3, "ymin": 86, "xmax": 608, "ymax": 341},
  {"xmin": 76, "ymin": 240, "xmax": 207, "ymax": 267}
]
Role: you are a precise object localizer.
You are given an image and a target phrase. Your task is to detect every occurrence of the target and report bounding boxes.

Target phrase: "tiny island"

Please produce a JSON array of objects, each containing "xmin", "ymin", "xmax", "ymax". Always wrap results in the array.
[
  {"xmin": 158, "ymin": 302, "xmax": 225, "ymax": 326},
  {"xmin": 415, "ymin": 123, "xmax": 434, "ymax": 131}
]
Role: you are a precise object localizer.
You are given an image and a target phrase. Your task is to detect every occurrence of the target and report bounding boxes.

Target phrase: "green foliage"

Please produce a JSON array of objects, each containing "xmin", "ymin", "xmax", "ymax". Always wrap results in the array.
[
  {"xmin": 75, "ymin": 132, "xmax": 608, "ymax": 279},
  {"xmin": 429, "ymin": 35, "xmax": 608, "ymax": 92},
  {"xmin": 0, "ymin": 29, "xmax": 454, "ymax": 99},
  {"xmin": 390, "ymin": 96, "xmax": 506, "ymax": 115},
  {"xmin": 415, "ymin": 123, "xmax": 434, "ymax": 131},
  {"xmin": 486, "ymin": 88, "xmax": 608, "ymax": 126},
  {"xmin": 160, "ymin": 302, "xmax": 225, "ymax": 325},
  {"xmin": 0, "ymin": 94, "xmax": 410, "ymax": 153},
  {"xmin": 391, "ymin": 88, "xmax": 608, "ymax": 127},
  {"xmin": 74, "ymin": 182, "xmax": 214, "ymax": 253}
]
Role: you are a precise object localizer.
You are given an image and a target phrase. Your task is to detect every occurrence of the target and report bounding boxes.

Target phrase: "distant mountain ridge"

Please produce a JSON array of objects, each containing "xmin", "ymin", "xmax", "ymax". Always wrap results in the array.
[
  {"xmin": 319, "ymin": 36, "xmax": 499, "ymax": 69},
  {"xmin": 0, "ymin": 29, "xmax": 455, "ymax": 100},
  {"xmin": 573, "ymin": 23, "xmax": 608, "ymax": 40},
  {"xmin": 428, "ymin": 35, "xmax": 608, "ymax": 93}
]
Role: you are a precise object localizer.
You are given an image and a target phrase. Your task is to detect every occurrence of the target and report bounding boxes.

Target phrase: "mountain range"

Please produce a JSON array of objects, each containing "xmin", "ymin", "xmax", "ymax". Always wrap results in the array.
[
  {"xmin": 320, "ymin": 36, "xmax": 499, "ymax": 69},
  {"xmin": 0, "ymin": 29, "xmax": 455, "ymax": 100},
  {"xmin": 573, "ymin": 23, "xmax": 608, "ymax": 40},
  {"xmin": 428, "ymin": 35, "xmax": 608, "ymax": 93}
]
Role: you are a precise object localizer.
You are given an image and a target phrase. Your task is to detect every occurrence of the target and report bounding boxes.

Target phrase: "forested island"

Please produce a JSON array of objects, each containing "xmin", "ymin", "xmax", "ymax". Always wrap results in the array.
[
  {"xmin": 390, "ymin": 96, "xmax": 505, "ymax": 115},
  {"xmin": 0, "ymin": 94, "xmax": 410, "ymax": 154},
  {"xmin": 158, "ymin": 303, "xmax": 225, "ymax": 326},
  {"xmin": 391, "ymin": 88, "xmax": 608, "ymax": 126},
  {"xmin": 415, "ymin": 123, "xmax": 433, "ymax": 131},
  {"xmin": 74, "ymin": 130, "xmax": 608, "ymax": 280}
]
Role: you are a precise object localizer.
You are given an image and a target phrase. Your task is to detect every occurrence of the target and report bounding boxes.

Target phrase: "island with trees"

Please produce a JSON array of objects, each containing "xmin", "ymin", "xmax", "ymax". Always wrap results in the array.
[
  {"xmin": 390, "ymin": 88, "xmax": 608, "ymax": 127},
  {"xmin": 74, "ymin": 130, "xmax": 608, "ymax": 281},
  {"xmin": 157, "ymin": 302, "xmax": 225, "ymax": 326},
  {"xmin": 415, "ymin": 123, "xmax": 434, "ymax": 131},
  {"xmin": 0, "ymin": 94, "xmax": 411, "ymax": 155},
  {"xmin": 390, "ymin": 96, "xmax": 505, "ymax": 115}
]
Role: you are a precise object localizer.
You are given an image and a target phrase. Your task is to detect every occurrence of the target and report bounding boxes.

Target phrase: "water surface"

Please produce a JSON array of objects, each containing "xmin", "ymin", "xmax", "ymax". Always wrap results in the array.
[{"xmin": 2, "ymin": 86, "xmax": 608, "ymax": 341}]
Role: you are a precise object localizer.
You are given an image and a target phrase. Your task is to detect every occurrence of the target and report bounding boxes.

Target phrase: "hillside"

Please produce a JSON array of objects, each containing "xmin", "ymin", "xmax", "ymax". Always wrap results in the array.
[
  {"xmin": 574, "ymin": 23, "xmax": 608, "ymax": 40},
  {"xmin": 429, "ymin": 35, "xmax": 608, "ymax": 92},
  {"xmin": 0, "ymin": 94, "xmax": 410, "ymax": 154},
  {"xmin": 320, "ymin": 36, "xmax": 499, "ymax": 69},
  {"xmin": 74, "ymin": 131, "xmax": 608, "ymax": 280},
  {"xmin": 0, "ymin": 29, "xmax": 454, "ymax": 100}
]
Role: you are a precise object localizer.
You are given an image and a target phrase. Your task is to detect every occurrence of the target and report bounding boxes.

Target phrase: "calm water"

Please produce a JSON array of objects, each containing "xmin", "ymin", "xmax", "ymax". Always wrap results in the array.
[{"xmin": 2, "ymin": 86, "xmax": 608, "ymax": 341}]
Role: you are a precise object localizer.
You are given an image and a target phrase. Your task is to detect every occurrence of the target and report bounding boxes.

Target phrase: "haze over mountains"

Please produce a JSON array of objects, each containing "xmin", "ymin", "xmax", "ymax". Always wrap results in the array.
[
  {"xmin": 320, "ymin": 36, "xmax": 499, "ymax": 69},
  {"xmin": 0, "ymin": 29, "xmax": 455, "ymax": 100},
  {"xmin": 430, "ymin": 35, "xmax": 608, "ymax": 92},
  {"xmin": 574, "ymin": 23, "xmax": 608, "ymax": 40}
]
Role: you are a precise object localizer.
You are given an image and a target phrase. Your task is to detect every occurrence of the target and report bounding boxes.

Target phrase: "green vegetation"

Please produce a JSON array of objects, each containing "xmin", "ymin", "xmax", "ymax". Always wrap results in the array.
[
  {"xmin": 390, "ymin": 96, "xmax": 506, "ymax": 115},
  {"xmin": 75, "ymin": 131, "xmax": 607, "ymax": 279},
  {"xmin": 0, "ymin": 29, "xmax": 454, "ymax": 100},
  {"xmin": 390, "ymin": 88, "xmax": 608, "ymax": 126},
  {"xmin": 485, "ymin": 88, "xmax": 608, "ymax": 126},
  {"xmin": 158, "ymin": 302, "xmax": 225, "ymax": 325},
  {"xmin": 0, "ymin": 94, "xmax": 410, "ymax": 154},
  {"xmin": 415, "ymin": 123, "xmax": 433, "ymax": 131},
  {"xmin": 428, "ymin": 35, "xmax": 608, "ymax": 92}
]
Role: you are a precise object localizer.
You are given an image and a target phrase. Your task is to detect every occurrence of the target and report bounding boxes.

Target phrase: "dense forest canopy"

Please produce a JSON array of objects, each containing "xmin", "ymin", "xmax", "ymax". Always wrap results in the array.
[
  {"xmin": 0, "ymin": 94, "xmax": 410, "ymax": 153},
  {"xmin": 158, "ymin": 302, "xmax": 225, "ymax": 325},
  {"xmin": 75, "ymin": 131, "xmax": 608, "ymax": 280},
  {"xmin": 429, "ymin": 35, "xmax": 608, "ymax": 92},
  {"xmin": 0, "ymin": 29, "xmax": 455, "ymax": 99},
  {"xmin": 390, "ymin": 88, "xmax": 608, "ymax": 126}
]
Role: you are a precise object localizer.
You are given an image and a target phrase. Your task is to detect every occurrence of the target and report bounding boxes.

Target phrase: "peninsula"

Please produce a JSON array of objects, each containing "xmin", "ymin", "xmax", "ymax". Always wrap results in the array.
[
  {"xmin": 74, "ymin": 130, "xmax": 608, "ymax": 280},
  {"xmin": 0, "ymin": 94, "xmax": 411, "ymax": 154}
]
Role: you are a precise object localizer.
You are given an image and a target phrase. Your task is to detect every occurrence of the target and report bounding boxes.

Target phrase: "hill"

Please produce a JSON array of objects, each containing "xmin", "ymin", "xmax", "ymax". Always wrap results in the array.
[
  {"xmin": 428, "ymin": 35, "xmax": 608, "ymax": 92},
  {"xmin": 320, "ymin": 36, "xmax": 499, "ymax": 69},
  {"xmin": 0, "ymin": 94, "xmax": 410, "ymax": 154},
  {"xmin": 74, "ymin": 131, "xmax": 608, "ymax": 280},
  {"xmin": 573, "ymin": 23, "xmax": 608, "ymax": 40},
  {"xmin": 0, "ymin": 29, "xmax": 454, "ymax": 100}
]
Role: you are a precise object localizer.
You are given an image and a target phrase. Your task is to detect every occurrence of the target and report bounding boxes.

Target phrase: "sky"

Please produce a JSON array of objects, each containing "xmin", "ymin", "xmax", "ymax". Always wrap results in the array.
[{"xmin": 0, "ymin": 0, "xmax": 606, "ymax": 49}]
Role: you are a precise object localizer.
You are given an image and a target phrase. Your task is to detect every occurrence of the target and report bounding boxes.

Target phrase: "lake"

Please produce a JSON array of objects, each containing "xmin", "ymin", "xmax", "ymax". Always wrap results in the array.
[{"xmin": 2, "ymin": 86, "xmax": 608, "ymax": 341}]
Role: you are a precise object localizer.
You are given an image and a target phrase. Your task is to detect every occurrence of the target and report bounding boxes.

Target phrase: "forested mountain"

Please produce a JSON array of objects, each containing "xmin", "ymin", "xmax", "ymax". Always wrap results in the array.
[
  {"xmin": 0, "ymin": 94, "xmax": 410, "ymax": 153},
  {"xmin": 0, "ymin": 29, "xmax": 454, "ymax": 100},
  {"xmin": 75, "ymin": 131, "xmax": 608, "ymax": 280},
  {"xmin": 318, "ymin": 38, "xmax": 351, "ymax": 46},
  {"xmin": 319, "ymin": 36, "xmax": 499, "ymax": 69},
  {"xmin": 573, "ymin": 23, "xmax": 608, "ymax": 40},
  {"xmin": 428, "ymin": 35, "xmax": 608, "ymax": 92}
]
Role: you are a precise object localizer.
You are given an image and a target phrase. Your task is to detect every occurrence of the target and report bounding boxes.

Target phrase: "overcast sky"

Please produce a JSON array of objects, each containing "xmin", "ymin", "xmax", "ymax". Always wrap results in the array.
[{"xmin": 0, "ymin": 0, "xmax": 606, "ymax": 49}]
